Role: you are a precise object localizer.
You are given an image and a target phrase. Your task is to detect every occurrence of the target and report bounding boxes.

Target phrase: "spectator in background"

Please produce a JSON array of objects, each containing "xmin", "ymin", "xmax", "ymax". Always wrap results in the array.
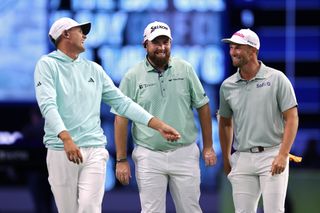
[
  {"xmin": 34, "ymin": 17, "xmax": 180, "ymax": 213},
  {"xmin": 112, "ymin": 21, "xmax": 217, "ymax": 213}
]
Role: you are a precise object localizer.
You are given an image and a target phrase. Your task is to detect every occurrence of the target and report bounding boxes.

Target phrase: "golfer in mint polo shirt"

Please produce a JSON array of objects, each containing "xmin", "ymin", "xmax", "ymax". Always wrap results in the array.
[
  {"xmin": 218, "ymin": 28, "xmax": 299, "ymax": 213},
  {"xmin": 34, "ymin": 17, "xmax": 181, "ymax": 213},
  {"xmin": 111, "ymin": 21, "xmax": 217, "ymax": 213}
]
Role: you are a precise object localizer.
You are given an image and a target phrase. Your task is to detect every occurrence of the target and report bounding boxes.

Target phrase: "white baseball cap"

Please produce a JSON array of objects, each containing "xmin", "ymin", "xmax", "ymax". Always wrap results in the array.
[
  {"xmin": 221, "ymin": 28, "xmax": 260, "ymax": 50},
  {"xmin": 49, "ymin": 17, "xmax": 91, "ymax": 41},
  {"xmin": 143, "ymin": 21, "xmax": 172, "ymax": 43}
]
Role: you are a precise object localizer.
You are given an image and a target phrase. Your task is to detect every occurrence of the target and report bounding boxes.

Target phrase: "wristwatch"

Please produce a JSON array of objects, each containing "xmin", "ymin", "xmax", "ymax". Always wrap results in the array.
[{"xmin": 116, "ymin": 158, "xmax": 127, "ymax": 163}]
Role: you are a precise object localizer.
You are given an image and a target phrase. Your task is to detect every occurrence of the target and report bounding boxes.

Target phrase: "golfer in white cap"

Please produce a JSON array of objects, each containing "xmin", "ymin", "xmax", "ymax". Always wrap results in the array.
[
  {"xmin": 34, "ymin": 17, "xmax": 181, "ymax": 213},
  {"xmin": 112, "ymin": 21, "xmax": 217, "ymax": 213},
  {"xmin": 219, "ymin": 28, "xmax": 299, "ymax": 213}
]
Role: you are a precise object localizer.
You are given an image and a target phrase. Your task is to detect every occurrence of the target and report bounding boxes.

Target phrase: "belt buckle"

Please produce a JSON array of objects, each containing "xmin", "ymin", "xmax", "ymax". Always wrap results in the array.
[{"xmin": 249, "ymin": 146, "xmax": 264, "ymax": 153}]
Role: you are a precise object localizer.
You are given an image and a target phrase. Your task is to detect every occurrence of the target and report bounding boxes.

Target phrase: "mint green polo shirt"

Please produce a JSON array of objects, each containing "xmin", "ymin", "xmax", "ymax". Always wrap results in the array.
[
  {"xmin": 112, "ymin": 57, "xmax": 209, "ymax": 151},
  {"xmin": 219, "ymin": 62, "xmax": 297, "ymax": 151},
  {"xmin": 34, "ymin": 50, "xmax": 152, "ymax": 150}
]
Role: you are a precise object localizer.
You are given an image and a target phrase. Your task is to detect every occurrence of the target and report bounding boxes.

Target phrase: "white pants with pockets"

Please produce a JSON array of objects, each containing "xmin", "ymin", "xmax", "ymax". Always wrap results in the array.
[
  {"xmin": 228, "ymin": 146, "xmax": 289, "ymax": 213},
  {"xmin": 133, "ymin": 143, "xmax": 203, "ymax": 213},
  {"xmin": 47, "ymin": 147, "xmax": 108, "ymax": 213}
]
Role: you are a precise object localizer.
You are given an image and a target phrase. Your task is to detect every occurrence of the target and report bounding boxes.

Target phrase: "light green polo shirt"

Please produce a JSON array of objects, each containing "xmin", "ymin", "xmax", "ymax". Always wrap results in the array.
[
  {"xmin": 34, "ymin": 50, "xmax": 152, "ymax": 150},
  {"xmin": 219, "ymin": 62, "xmax": 297, "ymax": 151},
  {"xmin": 112, "ymin": 57, "xmax": 209, "ymax": 151}
]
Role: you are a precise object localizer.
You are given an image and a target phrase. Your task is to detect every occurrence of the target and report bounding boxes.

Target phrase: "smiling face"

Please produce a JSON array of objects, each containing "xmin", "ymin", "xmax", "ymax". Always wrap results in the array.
[
  {"xmin": 229, "ymin": 43, "xmax": 257, "ymax": 68},
  {"xmin": 145, "ymin": 35, "xmax": 171, "ymax": 70}
]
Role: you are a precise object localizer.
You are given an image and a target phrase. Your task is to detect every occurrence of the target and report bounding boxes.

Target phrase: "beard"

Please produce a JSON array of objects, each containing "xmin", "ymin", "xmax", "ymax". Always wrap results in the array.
[
  {"xmin": 232, "ymin": 57, "xmax": 248, "ymax": 68},
  {"xmin": 148, "ymin": 50, "xmax": 170, "ymax": 68},
  {"xmin": 232, "ymin": 59, "xmax": 241, "ymax": 67}
]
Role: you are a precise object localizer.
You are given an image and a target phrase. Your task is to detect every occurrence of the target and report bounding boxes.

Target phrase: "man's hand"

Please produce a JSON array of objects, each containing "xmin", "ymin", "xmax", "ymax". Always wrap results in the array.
[
  {"xmin": 158, "ymin": 123, "xmax": 181, "ymax": 142},
  {"xmin": 202, "ymin": 147, "xmax": 217, "ymax": 166},
  {"xmin": 271, "ymin": 154, "xmax": 288, "ymax": 176},
  {"xmin": 116, "ymin": 161, "xmax": 131, "ymax": 185},
  {"xmin": 148, "ymin": 117, "xmax": 181, "ymax": 142},
  {"xmin": 223, "ymin": 160, "xmax": 232, "ymax": 175},
  {"xmin": 59, "ymin": 130, "xmax": 83, "ymax": 164}
]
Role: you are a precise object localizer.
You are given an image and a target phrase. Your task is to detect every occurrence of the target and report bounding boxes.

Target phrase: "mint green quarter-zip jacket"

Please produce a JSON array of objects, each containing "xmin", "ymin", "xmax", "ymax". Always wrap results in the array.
[{"xmin": 34, "ymin": 50, "xmax": 152, "ymax": 150}]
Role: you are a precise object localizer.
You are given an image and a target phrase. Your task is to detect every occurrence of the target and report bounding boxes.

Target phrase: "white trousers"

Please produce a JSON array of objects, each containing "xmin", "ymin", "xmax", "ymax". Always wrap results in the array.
[
  {"xmin": 132, "ymin": 143, "xmax": 202, "ymax": 213},
  {"xmin": 47, "ymin": 147, "xmax": 109, "ymax": 213},
  {"xmin": 228, "ymin": 146, "xmax": 289, "ymax": 213}
]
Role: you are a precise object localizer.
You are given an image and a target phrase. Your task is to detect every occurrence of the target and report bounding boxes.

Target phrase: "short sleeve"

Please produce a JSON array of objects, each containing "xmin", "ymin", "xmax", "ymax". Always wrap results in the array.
[
  {"xmin": 187, "ymin": 65, "xmax": 209, "ymax": 109},
  {"xmin": 276, "ymin": 72, "xmax": 298, "ymax": 112},
  {"xmin": 218, "ymin": 83, "xmax": 233, "ymax": 118}
]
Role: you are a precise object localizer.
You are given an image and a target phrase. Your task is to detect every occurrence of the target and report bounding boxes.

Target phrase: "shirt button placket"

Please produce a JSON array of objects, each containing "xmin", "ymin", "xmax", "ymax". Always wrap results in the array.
[{"xmin": 159, "ymin": 73, "xmax": 166, "ymax": 97}]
